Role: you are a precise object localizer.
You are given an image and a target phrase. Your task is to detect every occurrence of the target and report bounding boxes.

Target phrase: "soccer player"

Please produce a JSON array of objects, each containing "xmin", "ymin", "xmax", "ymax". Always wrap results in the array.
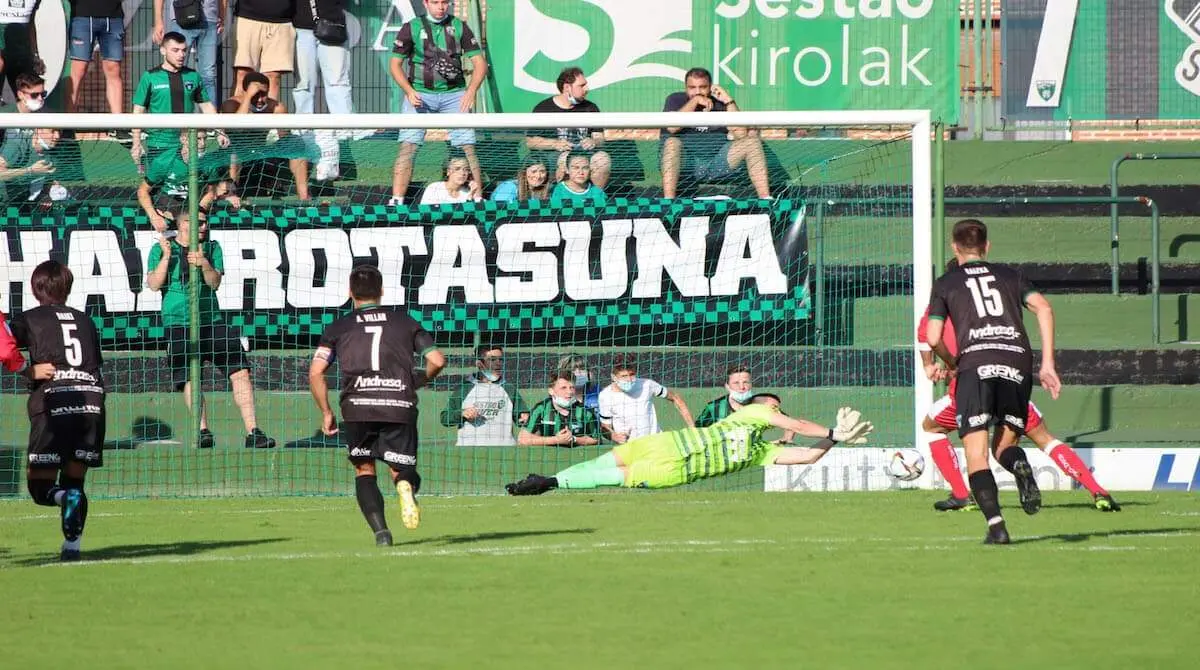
[
  {"xmin": 309, "ymin": 265, "xmax": 446, "ymax": 545},
  {"xmin": 598, "ymin": 355, "xmax": 693, "ymax": 443},
  {"xmin": 9, "ymin": 261, "xmax": 106, "ymax": 561},
  {"xmin": 918, "ymin": 290, "xmax": 1120, "ymax": 512},
  {"xmin": 506, "ymin": 396, "xmax": 872, "ymax": 495},
  {"xmin": 146, "ymin": 212, "xmax": 275, "ymax": 449},
  {"xmin": 518, "ymin": 373, "xmax": 602, "ymax": 448},
  {"xmin": 926, "ymin": 219, "xmax": 1061, "ymax": 545}
]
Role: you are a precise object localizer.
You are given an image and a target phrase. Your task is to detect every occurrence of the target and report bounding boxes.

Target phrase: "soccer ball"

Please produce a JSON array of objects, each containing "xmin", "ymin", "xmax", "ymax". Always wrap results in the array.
[{"xmin": 887, "ymin": 448, "xmax": 925, "ymax": 481}]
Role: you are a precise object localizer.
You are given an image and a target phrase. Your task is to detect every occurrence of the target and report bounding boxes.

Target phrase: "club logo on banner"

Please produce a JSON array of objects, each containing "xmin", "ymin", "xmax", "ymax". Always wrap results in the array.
[
  {"xmin": 0, "ymin": 198, "xmax": 810, "ymax": 343},
  {"xmin": 1166, "ymin": 0, "xmax": 1200, "ymax": 97}
]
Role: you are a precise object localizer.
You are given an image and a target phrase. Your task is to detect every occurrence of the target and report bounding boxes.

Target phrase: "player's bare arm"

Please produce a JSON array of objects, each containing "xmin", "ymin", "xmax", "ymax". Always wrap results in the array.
[
  {"xmin": 925, "ymin": 318, "xmax": 956, "ymax": 370},
  {"xmin": 771, "ymin": 438, "xmax": 838, "ymax": 465},
  {"xmin": 419, "ymin": 349, "xmax": 447, "ymax": 388},
  {"xmin": 666, "ymin": 390, "xmax": 694, "ymax": 427},
  {"xmin": 1024, "ymin": 291, "xmax": 1061, "ymax": 399},
  {"xmin": 308, "ymin": 349, "xmax": 337, "ymax": 435}
]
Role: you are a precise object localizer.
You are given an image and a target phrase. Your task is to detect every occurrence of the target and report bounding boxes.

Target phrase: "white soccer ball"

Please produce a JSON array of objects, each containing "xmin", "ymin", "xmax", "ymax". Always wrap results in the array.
[{"xmin": 887, "ymin": 448, "xmax": 925, "ymax": 482}]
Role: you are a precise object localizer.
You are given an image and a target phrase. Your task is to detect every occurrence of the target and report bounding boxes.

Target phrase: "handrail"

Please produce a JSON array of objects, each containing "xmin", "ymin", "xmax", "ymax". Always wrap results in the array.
[
  {"xmin": 814, "ymin": 195, "xmax": 1162, "ymax": 344},
  {"xmin": 1110, "ymin": 152, "xmax": 1200, "ymax": 295}
]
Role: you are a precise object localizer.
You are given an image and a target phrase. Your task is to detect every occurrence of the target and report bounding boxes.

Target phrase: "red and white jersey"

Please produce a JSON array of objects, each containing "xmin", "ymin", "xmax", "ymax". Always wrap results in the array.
[
  {"xmin": 0, "ymin": 311, "xmax": 27, "ymax": 373},
  {"xmin": 918, "ymin": 305, "xmax": 958, "ymax": 393}
]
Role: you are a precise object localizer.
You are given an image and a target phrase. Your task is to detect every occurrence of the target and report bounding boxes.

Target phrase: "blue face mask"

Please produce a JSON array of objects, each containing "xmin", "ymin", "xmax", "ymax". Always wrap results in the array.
[
  {"xmin": 730, "ymin": 389, "xmax": 754, "ymax": 403},
  {"xmin": 616, "ymin": 379, "xmax": 635, "ymax": 393},
  {"xmin": 482, "ymin": 371, "xmax": 500, "ymax": 382},
  {"xmin": 574, "ymin": 371, "xmax": 589, "ymax": 387}
]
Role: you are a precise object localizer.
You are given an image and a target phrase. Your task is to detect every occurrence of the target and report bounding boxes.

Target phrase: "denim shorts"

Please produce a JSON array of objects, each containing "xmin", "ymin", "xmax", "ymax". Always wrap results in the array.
[
  {"xmin": 397, "ymin": 89, "xmax": 477, "ymax": 147},
  {"xmin": 70, "ymin": 16, "xmax": 125, "ymax": 62}
]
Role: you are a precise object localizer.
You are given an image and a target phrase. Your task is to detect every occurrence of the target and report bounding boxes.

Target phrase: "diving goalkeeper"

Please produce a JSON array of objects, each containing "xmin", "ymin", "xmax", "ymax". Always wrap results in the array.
[{"xmin": 506, "ymin": 394, "xmax": 872, "ymax": 495}]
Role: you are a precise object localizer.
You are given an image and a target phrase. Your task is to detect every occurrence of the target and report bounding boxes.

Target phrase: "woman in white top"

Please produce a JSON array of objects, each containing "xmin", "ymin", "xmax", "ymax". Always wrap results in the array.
[{"xmin": 419, "ymin": 157, "xmax": 481, "ymax": 205}]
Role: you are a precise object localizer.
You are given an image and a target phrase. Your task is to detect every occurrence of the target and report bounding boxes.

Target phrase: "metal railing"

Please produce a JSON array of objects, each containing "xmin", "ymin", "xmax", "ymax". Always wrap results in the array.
[
  {"xmin": 1110, "ymin": 152, "xmax": 1200, "ymax": 294},
  {"xmin": 812, "ymin": 195, "xmax": 1162, "ymax": 344}
]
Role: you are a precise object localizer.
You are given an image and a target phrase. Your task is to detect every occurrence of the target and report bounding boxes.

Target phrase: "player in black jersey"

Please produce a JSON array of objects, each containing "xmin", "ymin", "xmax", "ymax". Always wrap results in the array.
[
  {"xmin": 309, "ymin": 265, "xmax": 446, "ymax": 546},
  {"xmin": 9, "ymin": 261, "xmax": 107, "ymax": 561},
  {"xmin": 926, "ymin": 220, "xmax": 1061, "ymax": 545}
]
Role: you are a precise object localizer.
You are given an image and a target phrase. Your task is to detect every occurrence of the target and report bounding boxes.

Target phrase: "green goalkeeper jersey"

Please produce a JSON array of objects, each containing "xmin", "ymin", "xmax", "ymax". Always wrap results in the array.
[{"xmin": 671, "ymin": 403, "xmax": 784, "ymax": 482}]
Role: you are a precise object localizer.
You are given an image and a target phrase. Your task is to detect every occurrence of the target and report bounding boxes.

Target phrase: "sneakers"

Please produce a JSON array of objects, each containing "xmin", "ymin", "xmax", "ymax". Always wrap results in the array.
[
  {"xmin": 244, "ymin": 428, "xmax": 276, "ymax": 449},
  {"xmin": 375, "ymin": 529, "xmax": 394, "ymax": 547},
  {"xmin": 396, "ymin": 480, "xmax": 420, "ymax": 530},
  {"xmin": 387, "ymin": 196, "xmax": 405, "ymax": 207},
  {"xmin": 198, "ymin": 429, "xmax": 215, "ymax": 449},
  {"xmin": 984, "ymin": 521, "xmax": 1011, "ymax": 545},
  {"xmin": 60, "ymin": 547, "xmax": 82, "ymax": 562},
  {"xmin": 1094, "ymin": 493, "xmax": 1122, "ymax": 512},
  {"xmin": 933, "ymin": 495, "xmax": 976, "ymax": 512},
  {"xmin": 505, "ymin": 473, "xmax": 556, "ymax": 496},
  {"xmin": 61, "ymin": 489, "xmax": 84, "ymax": 541},
  {"xmin": 1011, "ymin": 460, "xmax": 1042, "ymax": 515},
  {"xmin": 108, "ymin": 129, "xmax": 133, "ymax": 144}
]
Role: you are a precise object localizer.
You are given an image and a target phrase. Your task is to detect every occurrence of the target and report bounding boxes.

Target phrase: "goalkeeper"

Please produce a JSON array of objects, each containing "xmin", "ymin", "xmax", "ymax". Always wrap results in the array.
[{"xmin": 506, "ymin": 394, "xmax": 872, "ymax": 495}]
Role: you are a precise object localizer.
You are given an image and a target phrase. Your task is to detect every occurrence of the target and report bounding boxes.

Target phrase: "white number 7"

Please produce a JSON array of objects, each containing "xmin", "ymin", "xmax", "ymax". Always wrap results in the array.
[{"xmin": 365, "ymin": 326, "xmax": 382, "ymax": 371}]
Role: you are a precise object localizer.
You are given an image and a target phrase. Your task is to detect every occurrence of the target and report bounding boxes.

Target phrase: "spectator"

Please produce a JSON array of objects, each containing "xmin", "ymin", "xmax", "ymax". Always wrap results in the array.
[
  {"xmin": 661, "ymin": 67, "xmax": 770, "ymax": 199},
  {"xmin": 598, "ymin": 355, "xmax": 693, "ymax": 444},
  {"xmin": 440, "ymin": 345, "xmax": 529, "ymax": 447},
  {"xmin": 0, "ymin": 0, "xmax": 41, "ymax": 92},
  {"xmin": 145, "ymin": 211, "xmax": 276, "ymax": 449},
  {"xmin": 137, "ymin": 131, "xmax": 234, "ymax": 232},
  {"xmin": 528, "ymin": 66, "xmax": 611, "ymax": 188},
  {"xmin": 490, "ymin": 158, "xmax": 549, "ymax": 203},
  {"xmin": 419, "ymin": 156, "xmax": 479, "ymax": 205},
  {"xmin": 0, "ymin": 127, "xmax": 58, "ymax": 203},
  {"xmin": 292, "ymin": 0, "xmax": 353, "ymax": 181},
  {"xmin": 131, "ymin": 32, "xmax": 227, "ymax": 169},
  {"xmin": 555, "ymin": 353, "xmax": 599, "ymax": 412},
  {"xmin": 232, "ymin": 0, "xmax": 295, "ymax": 102},
  {"xmin": 518, "ymin": 373, "xmax": 602, "ymax": 448},
  {"xmin": 220, "ymin": 71, "xmax": 311, "ymax": 200},
  {"xmin": 388, "ymin": 0, "xmax": 487, "ymax": 205},
  {"xmin": 66, "ymin": 0, "xmax": 127, "ymax": 138},
  {"xmin": 10, "ymin": 73, "xmax": 47, "ymax": 114},
  {"xmin": 550, "ymin": 153, "xmax": 606, "ymax": 205},
  {"xmin": 152, "ymin": 0, "xmax": 223, "ymax": 105}
]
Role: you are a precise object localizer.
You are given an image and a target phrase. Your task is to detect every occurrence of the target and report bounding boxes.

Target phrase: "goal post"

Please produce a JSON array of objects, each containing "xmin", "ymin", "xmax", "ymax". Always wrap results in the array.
[{"xmin": 0, "ymin": 110, "xmax": 933, "ymax": 497}]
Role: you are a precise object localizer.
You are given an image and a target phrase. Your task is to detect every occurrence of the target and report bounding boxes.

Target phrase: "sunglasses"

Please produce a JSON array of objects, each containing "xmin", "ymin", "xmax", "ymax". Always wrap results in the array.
[{"xmin": 23, "ymin": 91, "xmax": 47, "ymax": 99}]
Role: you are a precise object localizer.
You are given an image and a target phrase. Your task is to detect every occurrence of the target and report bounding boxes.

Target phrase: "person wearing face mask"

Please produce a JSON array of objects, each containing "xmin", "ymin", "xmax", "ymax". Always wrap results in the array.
[
  {"xmin": 0, "ymin": 126, "xmax": 58, "ymax": 203},
  {"xmin": 555, "ymin": 353, "xmax": 600, "ymax": 412},
  {"xmin": 695, "ymin": 364, "xmax": 798, "ymax": 444},
  {"xmin": 527, "ymin": 67, "xmax": 611, "ymax": 189},
  {"xmin": 597, "ymin": 355, "xmax": 693, "ymax": 444},
  {"xmin": 12, "ymin": 73, "xmax": 47, "ymax": 113},
  {"xmin": 517, "ymin": 373, "xmax": 602, "ymax": 448},
  {"xmin": 440, "ymin": 345, "xmax": 530, "ymax": 447},
  {"xmin": 219, "ymin": 71, "xmax": 311, "ymax": 201}
]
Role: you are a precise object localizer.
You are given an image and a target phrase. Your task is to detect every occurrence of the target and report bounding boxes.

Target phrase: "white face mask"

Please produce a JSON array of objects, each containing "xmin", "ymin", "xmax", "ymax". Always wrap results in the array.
[
  {"xmin": 36, "ymin": 137, "xmax": 52, "ymax": 152},
  {"xmin": 482, "ymin": 370, "xmax": 500, "ymax": 383},
  {"xmin": 552, "ymin": 395, "xmax": 574, "ymax": 409},
  {"xmin": 730, "ymin": 389, "xmax": 754, "ymax": 403},
  {"xmin": 565, "ymin": 92, "xmax": 579, "ymax": 106},
  {"xmin": 24, "ymin": 96, "xmax": 44, "ymax": 112},
  {"xmin": 616, "ymin": 378, "xmax": 635, "ymax": 393}
]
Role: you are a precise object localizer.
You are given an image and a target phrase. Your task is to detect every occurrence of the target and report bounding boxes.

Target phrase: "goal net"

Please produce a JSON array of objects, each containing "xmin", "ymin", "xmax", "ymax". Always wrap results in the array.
[{"xmin": 0, "ymin": 111, "xmax": 931, "ymax": 497}]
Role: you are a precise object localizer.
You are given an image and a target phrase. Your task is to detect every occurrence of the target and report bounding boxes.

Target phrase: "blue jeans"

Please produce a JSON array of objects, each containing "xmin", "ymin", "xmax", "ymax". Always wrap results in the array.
[
  {"xmin": 168, "ymin": 18, "xmax": 219, "ymax": 105},
  {"xmin": 398, "ymin": 90, "xmax": 476, "ymax": 146},
  {"xmin": 293, "ymin": 28, "xmax": 353, "ymax": 176},
  {"xmin": 69, "ymin": 17, "xmax": 125, "ymax": 62}
]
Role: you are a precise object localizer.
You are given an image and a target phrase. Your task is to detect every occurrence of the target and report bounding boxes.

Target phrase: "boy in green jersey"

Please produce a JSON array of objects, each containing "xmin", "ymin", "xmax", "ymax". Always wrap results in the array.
[{"xmin": 506, "ymin": 395, "xmax": 871, "ymax": 494}]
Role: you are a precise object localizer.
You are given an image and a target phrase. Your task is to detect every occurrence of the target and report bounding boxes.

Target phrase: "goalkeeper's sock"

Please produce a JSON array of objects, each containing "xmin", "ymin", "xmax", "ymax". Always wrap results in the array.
[
  {"xmin": 554, "ymin": 467, "xmax": 625, "ymax": 490},
  {"xmin": 355, "ymin": 475, "xmax": 388, "ymax": 534},
  {"xmin": 925, "ymin": 433, "xmax": 969, "ymax": 499},
  {"xmin": 1047, "ymin": 440, "xmax": 1107, "ymax": 496}
]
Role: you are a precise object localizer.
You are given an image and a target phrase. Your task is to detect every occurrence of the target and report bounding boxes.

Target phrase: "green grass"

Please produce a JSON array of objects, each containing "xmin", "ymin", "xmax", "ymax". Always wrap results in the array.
[{"xmin": 1, "ymin": 492, "xmax": 1197, "ymax": 669}]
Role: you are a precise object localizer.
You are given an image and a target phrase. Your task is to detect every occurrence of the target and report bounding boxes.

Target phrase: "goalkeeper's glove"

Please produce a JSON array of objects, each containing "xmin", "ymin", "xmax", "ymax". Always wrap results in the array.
[{"xmin": 827, "ymin": 406, "xmax": 873, "ymax": 444}]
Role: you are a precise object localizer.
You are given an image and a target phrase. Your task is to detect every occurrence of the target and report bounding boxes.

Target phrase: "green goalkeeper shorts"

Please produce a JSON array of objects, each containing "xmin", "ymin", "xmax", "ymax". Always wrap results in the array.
[{"xmin": 614, "ymin": 435, "xmax": 687, "ymax": 489}]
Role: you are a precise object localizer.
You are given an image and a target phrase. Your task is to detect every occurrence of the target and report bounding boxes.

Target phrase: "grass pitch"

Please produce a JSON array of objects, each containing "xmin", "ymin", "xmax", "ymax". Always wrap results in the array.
[{"xmin": 1, "ymin": 491, "xmax": 1197, "ymax": 669}]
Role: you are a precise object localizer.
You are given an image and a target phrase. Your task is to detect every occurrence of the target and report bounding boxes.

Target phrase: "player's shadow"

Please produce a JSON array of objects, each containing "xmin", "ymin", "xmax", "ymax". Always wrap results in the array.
[
  {"xmin": 1010, "ymin": 526, "xmax": 1199, "ymax": 545},
  {"xmin": 396, "ymin": 528, "xmax": 597, "ymax": 548},
  {"xmin": 8, "ymin": 537, "xmax": 289, "ymax": 567},
  {"xmin": 1040, "ymin": 500, "xmax": 1151, "ymax": 510}
]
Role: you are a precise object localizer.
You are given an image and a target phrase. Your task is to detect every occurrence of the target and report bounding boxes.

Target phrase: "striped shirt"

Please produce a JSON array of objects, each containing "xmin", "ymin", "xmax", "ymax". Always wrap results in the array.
[
  {"xmin": 669, "ymin": 403, "xmax": 783, "ymax": 482},
  {"xmin": 525, "ymin": 397, "xmax": 601, "ymax": 445},
  {"xmin": 694, "ymin": 395, "xmax": 736, "ymax": 428}
]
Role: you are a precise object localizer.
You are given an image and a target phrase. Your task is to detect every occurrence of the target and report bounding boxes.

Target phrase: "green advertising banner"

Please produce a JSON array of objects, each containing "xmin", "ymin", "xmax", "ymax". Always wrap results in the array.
[{"xmin": 487, "ymin": 0, "xmax": 959, "ymax": 120}]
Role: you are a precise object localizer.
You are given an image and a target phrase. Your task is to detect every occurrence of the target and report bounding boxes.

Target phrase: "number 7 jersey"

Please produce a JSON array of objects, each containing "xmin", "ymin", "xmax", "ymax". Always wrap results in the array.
[{"xmin": 927, "ymin": 260, "xmax": 1035, "ymax": 371}]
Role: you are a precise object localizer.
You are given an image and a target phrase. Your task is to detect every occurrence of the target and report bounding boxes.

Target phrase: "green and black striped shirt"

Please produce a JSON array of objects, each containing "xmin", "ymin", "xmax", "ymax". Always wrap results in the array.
[
  {"xmin": 695, "ymin": 396, "xmax": 736, "ymax": 428},
  {"xmin": 525, "ymin": 397, "xmax": 601, "ymax": 445}
]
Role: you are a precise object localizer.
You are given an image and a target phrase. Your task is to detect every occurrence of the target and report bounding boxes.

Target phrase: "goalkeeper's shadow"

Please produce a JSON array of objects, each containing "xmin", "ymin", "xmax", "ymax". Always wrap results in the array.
[{"xmin": 394, "ymin": 528, "xmax": 598, "ymax": 549}]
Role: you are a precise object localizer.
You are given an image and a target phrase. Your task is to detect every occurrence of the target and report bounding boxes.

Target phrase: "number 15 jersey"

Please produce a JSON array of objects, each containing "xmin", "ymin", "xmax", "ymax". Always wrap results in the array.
[
  {"xmin": 316, "ymin": 306, "xmax": 437, "ymax": 424},
  {"xmin": 927, "ymin": 261, "xmax": 1035, "ymax": 372}
]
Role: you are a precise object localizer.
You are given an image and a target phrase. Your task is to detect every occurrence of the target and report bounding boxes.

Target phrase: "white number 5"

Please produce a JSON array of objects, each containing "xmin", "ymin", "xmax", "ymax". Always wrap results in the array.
[
  {"xmin": 61, "ymin": 324, "xmax": 83, "ymax": 366},
  {"xmin": 966, "ymin": 277, "xmax": 1004, "ymax": 318}
]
